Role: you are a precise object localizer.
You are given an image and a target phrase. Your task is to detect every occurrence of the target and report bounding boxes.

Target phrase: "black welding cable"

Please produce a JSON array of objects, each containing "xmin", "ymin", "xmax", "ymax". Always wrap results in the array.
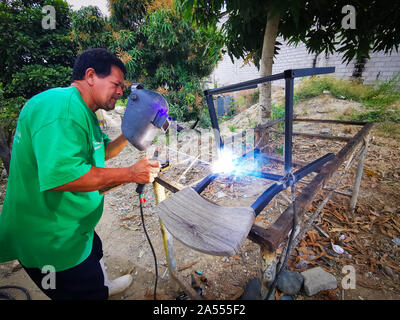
[{"xmin": 139, "ymin": 197, "xmax": 158, "ymax": 300}]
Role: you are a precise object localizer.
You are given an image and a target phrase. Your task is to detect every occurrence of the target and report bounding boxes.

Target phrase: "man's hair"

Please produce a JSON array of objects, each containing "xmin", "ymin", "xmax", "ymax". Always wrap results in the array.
[{"xmin": 72, "ymin": 48, "xmax": 127, "ymax": 81}]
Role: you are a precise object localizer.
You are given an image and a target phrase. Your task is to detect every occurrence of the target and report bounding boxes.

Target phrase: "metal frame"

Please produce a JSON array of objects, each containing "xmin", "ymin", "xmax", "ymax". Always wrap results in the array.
[
  {"xmin": 150, "ymin": 120, "xmax": 372, "ymax": 299},
  {"xmin": 98, "ymin": 67, "xmax": 374, "ymax": 300},
  {"xmin": 199, "ymin": 67, "xmax": 336, "ymax": 215}
]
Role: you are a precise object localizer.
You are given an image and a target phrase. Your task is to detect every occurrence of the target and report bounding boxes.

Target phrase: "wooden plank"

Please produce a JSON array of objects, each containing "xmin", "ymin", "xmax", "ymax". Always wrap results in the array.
[{"xmin": 153, "ymin": 187, "xmax": 255, "ymax": 256}]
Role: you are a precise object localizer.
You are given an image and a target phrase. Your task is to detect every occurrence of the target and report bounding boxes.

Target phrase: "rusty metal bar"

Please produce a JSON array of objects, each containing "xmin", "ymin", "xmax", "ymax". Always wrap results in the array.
[
  {"xmin": 269, "ymin": 128, "xmax": 352, "ymax": 142},
  {"xmin": 148, "ymin": 123, "xmax": 373, "ymax": 252},
  {"xmin": 294, "ymin": 118, "xmax": 367, "ymax": 126}
]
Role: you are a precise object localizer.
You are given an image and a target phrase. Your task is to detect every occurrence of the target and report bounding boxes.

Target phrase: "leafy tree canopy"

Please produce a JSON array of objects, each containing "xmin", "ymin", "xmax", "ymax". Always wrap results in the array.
[
  {"xmin": 175, "ymin": 0, "xmax": 400, "ymax": 67},
  {"xmin": 73, "ymin": 1, "xmax": 224, "ymax": 124},
  {"xmin": 0, "ymin": 0, "xmax": 77, "ymax": 172},
  {"xmin": 0, "ymin": 0, "xmax": 76, "ymax": 139}
]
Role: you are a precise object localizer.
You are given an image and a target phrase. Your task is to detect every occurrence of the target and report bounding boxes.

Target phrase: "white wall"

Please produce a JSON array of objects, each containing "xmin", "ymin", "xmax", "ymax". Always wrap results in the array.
[{"xmin": 209, "ymin": 37, "xmax": 400, "ymax": 88}]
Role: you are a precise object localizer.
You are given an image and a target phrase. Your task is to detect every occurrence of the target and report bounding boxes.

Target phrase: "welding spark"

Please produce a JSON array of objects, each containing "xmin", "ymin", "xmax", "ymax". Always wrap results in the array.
[
  {"xmin": 211, "ymin": 148, "xmax": 267, "ymax": 177},
  {"xmin": 212, "ymin": 148, "xmax": 241, "ymax": 174}
]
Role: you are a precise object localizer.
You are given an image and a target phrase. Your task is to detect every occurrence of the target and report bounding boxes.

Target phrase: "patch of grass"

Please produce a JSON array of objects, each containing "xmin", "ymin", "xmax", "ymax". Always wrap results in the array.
[
  {"xmin": 374, "ymin": 121, "xmax": 400, "ymax": 138},
  {"xmin": 295, "ymin": 73, "xmax": 400, "ymax": 122},
  {"xmin": 274, "ymin": 144, "xmax": 284, "ymax": 156},
  {"xmin": 116, "ymin": 98, "xmax": 128, "ymax": 107},
  {"xmin": 228, "ymin": 124, "xmax": 237, "ymax": 132},
  {"xmin": 271, "ymin": 103, "xmax": 285, "ymax": 130}
]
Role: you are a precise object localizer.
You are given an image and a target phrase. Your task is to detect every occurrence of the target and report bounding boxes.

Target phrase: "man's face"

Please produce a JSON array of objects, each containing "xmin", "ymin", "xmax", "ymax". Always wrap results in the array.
[{"xmin": 92, "ymin": 65, "xmax": 125, "ymax": 111}]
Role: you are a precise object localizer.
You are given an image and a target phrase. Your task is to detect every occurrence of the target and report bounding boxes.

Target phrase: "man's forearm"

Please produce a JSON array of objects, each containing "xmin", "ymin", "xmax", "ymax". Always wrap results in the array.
[
  {"xmin": 105, "ymin": 134, "xmax": 129, "ymax": 160},
  {"xmin": 49, "ymin": 166, "xmax": 134, "ymax": 192}
]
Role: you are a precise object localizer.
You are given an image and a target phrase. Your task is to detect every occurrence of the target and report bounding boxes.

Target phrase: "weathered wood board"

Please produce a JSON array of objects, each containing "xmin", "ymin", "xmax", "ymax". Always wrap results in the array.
[{"xmin": 153, "ymin": 187, "xmax": 255, "ymax": 256}]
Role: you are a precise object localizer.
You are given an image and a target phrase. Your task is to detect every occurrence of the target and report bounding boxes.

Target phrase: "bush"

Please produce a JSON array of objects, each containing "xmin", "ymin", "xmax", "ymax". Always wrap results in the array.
[
  {"xmin": 163, "ymin": 80, "xmax": 205, "ymax": 122},
  {"xmin": 73, "ymin": 6, "xmax": 223, "ymax": 125},
  {"xmin": 0, "ymin": 0, "xmax": 76, "ymax": 154}
]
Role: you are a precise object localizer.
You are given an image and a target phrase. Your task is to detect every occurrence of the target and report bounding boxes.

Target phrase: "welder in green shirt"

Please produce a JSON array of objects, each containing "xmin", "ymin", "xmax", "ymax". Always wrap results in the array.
[{"xmin": 0, "ymin": 48, "xmax": 160, "ymax": 300}]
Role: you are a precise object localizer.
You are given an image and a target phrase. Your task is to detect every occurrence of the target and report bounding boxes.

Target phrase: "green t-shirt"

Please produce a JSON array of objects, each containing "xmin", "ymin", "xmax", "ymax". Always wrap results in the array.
[{"xmin": 0, "ymin": 86, "xmax": 111, "ymax": 271}]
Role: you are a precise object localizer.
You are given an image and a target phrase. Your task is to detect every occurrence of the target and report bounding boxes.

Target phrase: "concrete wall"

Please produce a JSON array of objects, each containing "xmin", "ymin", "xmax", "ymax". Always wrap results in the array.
[{"xmin": 208, "ymin": 37, "xmax": 400, "ymax": 88}]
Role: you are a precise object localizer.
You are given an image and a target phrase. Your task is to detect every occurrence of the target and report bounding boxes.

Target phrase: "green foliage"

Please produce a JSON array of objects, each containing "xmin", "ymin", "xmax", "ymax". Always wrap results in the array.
[
  {"xmin": 8, "ymin": 64, "xmax": 72, "ymax": 99},
  {"xmin": 271, "ymin": 103, "xmax": 285, "ymax": 120},
  {"xmin": 0, "ymin": 0, "xmax": 222, "ymax": 150},
  {"xmin": 282, "ymin": 0, "xmax": 400, "ymax": 64},
  {"xmin": 138, "ymin": 9, "xmax": 223, "ymax": 90},
  {"xmin": 274, "ymin": 143, "xmax": 284, "ymax": 156},
  {"xmin": 108, "ymin": 0, "xmax": 151, "ymax": 31},
  {"xmin": 114, "ymin": 8, "xmax": 223, "ymax": 123},
  {"xmin": 198, "ymin": 107, "xmax": 211, "ymax": 128},
  {"xmin": 165, "ymin": 80, "xmax": 205, "ymax": 122},
  {"xmin": 71, "ymin": 5, "xmax": 111, "ymax": 51},
  {"xmin": 228, "ymin": 124, "xmax": 237, "ymax": 132},
  {"xmin": 175, "ymin": 0, "xmax": 282, "ymax": 68},
  {"xmin": 270, "ymin": 103, "xmax": 285, "ymax": 130},
  {"xmin": 374, "ymin": 121, "xmax": 400, "ymax": 138},
  {"xmin": 0, "ymin": 0, "xmax": 76, "ymax": 146},
  {"xmin": 72, "ymin": 5, "xmax": 223, "ymax": 125},
  {"xmin": 176, "ymin": 0, "xmax": 400, "ymax": 67},
  {"xmin": 0, "ymin": 0, "xmax": 76, "ymax": 88},
  {"xmin": 0, "ymin": 83, "xmax": 25, "ymax": 144}
]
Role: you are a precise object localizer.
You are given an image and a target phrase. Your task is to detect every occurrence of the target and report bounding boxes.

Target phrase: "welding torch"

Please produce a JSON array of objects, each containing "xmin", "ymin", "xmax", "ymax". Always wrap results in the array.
[
  {"xmin": 136, "ymin": 147, "xmax": 169, "ymax": 196},
  {"xmin": 135, "ymin": 148, "xmax": 159, "ymax": 195}
]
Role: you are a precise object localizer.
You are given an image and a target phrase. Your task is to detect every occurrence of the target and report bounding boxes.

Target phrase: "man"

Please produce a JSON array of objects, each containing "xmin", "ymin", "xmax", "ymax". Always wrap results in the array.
[{"xmin": 0, "ymin": 48, "xmax": 160, "ymax": 300}]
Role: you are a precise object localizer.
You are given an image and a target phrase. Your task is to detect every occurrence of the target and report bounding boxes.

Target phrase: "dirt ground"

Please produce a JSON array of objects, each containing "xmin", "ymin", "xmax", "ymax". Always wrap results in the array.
[{"xmin": 0, "ymin": 88, "xmax": 399, "ymax": 300}]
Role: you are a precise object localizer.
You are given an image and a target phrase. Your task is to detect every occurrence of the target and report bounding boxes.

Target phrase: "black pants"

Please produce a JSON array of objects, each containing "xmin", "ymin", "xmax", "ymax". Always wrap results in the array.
[{"xmin": 21, "ymin": 232, "xmax": 109, "ymax": 300}]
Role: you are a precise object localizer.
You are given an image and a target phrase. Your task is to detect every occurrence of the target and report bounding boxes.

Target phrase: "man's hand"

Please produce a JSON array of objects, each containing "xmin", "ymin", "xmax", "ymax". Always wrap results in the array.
[{"xmin": 129, "ymin": 156, "xmax": 161, "ymax": 184}]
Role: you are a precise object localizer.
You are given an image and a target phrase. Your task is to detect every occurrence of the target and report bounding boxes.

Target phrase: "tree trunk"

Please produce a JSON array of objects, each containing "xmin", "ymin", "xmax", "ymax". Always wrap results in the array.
[
  {"xmin": 258, "ymin": 13, "xmax": 280, "ymax": 124},
  {"xmin": 255, "ymin": 13, "xmax": 280, "ymax": 153},
  {"xmin": 0, "ymin": 125, "xmax": 11, "ymax": 175}
]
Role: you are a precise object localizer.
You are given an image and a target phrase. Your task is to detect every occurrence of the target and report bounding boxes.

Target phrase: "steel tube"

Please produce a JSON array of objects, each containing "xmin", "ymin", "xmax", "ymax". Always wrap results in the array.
[
  {"xmin": 204, "ymin": 73, "xmax": 285, "ymax": 96},
  {"xmin": 205, "ymin": 95, "xmax": 223, "ymax": 150},
  {"xmin": 251, "ymin": 153, "xmax": 335, "ymax": 215},
  {"xmin": 290, "ymin": 67, "xmax": 335, "ymax": 78},
  {"xmin": 251, "ymin": 123, "xmax": 374, "ymax": 251},
  {"xmin": 284, "ymin": 76, "xmax": 294, "ymax": 174},
  {"xmin": 193, "ymin": 173, "xmax": 218, "ymax": 194}
]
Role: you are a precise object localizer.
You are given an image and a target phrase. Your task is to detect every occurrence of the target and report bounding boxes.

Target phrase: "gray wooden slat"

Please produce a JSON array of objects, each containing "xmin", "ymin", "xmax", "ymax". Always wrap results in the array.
[{"xmin": 153, "ymin": 187, "xmax": 255, "ymax": 256}]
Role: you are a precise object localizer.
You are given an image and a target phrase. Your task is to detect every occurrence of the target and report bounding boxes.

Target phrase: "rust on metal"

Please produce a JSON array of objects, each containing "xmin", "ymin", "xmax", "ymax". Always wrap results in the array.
[
  {"xmin": 269, "ymin": 128, "xmax": 352, "ymax": 142},
  {"xmin": 251, "ymin": 122, "xmax": 374, "ymax": 251}
]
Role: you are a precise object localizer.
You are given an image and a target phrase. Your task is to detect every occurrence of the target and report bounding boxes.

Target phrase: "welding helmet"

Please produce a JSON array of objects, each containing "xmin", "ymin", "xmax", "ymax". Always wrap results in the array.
[{"xmin": 122, "ymin": 84, "xmax": 169, "ymax": 151}]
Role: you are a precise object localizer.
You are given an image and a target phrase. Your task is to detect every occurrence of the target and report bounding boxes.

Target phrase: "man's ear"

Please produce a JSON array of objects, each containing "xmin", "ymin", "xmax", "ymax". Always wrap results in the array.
[{"xmin": 84, "ymin": 68, "xmax": 97, "ymax": 86}]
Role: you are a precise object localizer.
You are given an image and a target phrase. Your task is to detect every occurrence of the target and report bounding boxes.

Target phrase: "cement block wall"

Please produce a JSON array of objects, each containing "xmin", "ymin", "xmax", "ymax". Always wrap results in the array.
[{"xmin": 208, "ymin": 37, "xmax": 400, "ymax": 88}]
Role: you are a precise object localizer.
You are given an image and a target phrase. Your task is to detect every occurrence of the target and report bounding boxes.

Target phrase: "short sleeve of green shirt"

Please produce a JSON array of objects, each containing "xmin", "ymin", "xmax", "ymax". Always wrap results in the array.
[
  {"xmin": 32, "ymin": 119, "xmax": 92, "ymax": 192},
  {"xmin": 0, "ymin": 86, "xmax": 109, "ymax": 271}
]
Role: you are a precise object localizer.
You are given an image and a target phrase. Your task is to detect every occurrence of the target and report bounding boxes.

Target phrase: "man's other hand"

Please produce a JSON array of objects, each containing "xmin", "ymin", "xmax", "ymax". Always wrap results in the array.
[{"xmin": 129, "ymin": 156, "xmax": 161, "ymax": 184}]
